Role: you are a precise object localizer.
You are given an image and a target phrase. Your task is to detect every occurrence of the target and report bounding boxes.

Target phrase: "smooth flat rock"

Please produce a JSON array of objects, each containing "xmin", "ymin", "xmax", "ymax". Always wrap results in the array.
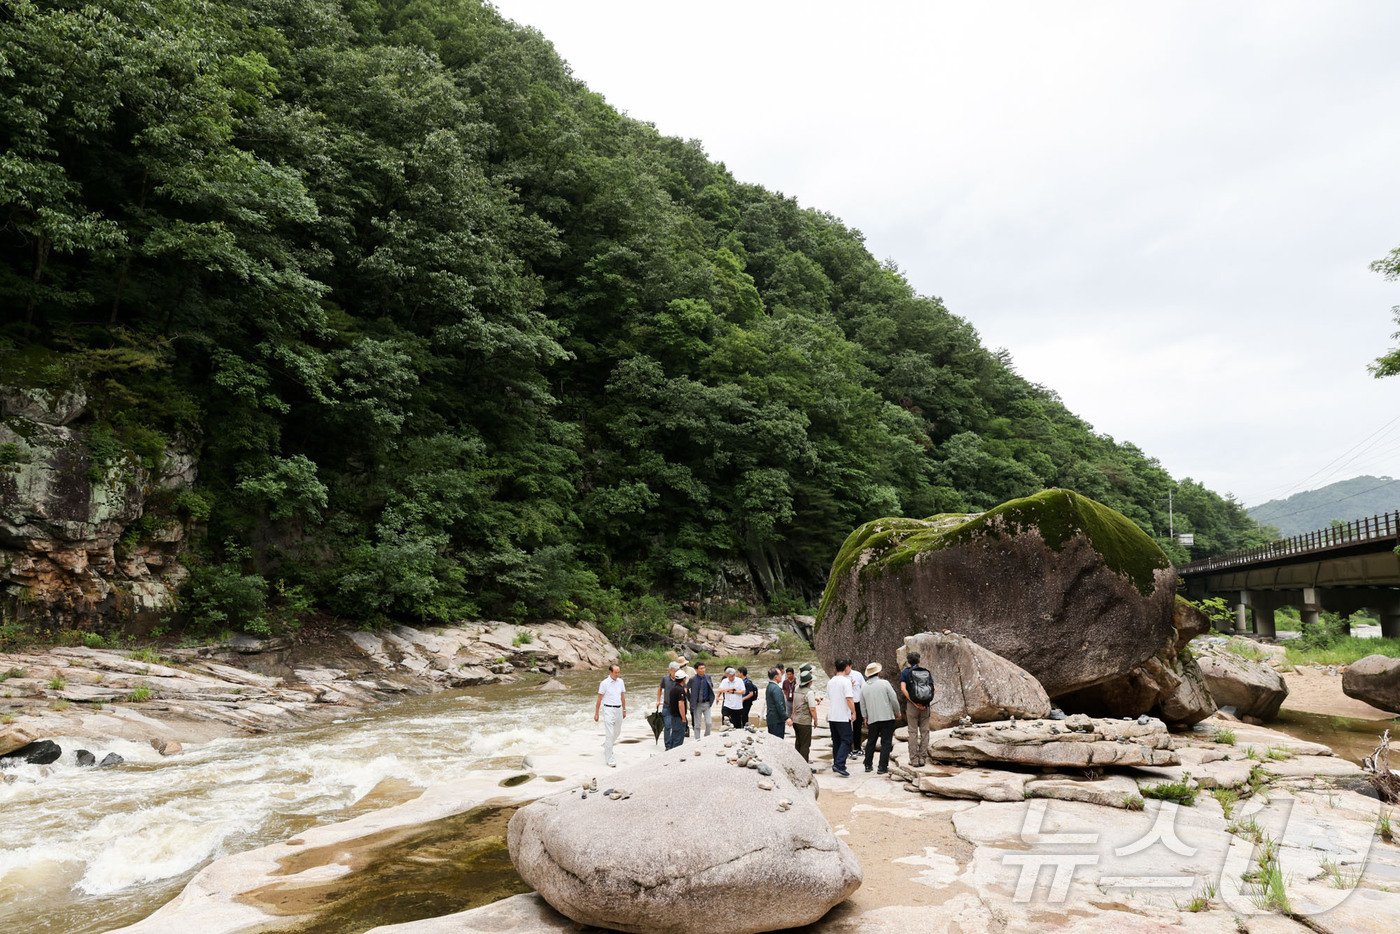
[
  {"xmin": 917, "ymin": 768, "xmax": 1028, "ymax": 802},
  {"xmin": 925, "ymin": 714, "xmax": 1178, "ymax": 769},
  {"xmin": 508, "ymin": 733, "xmax": 860, "ymax": 933},
  {"xmin": 364, "ymin": 893, "xmax": 579, "ymax": 933},
  {"xmin": 896, "ymin": 631, "xmax": 1050, "ymax": 729},
  {"xmin": 1024, "ymin": 774, "xmax": 1142, "ymax": 808}
]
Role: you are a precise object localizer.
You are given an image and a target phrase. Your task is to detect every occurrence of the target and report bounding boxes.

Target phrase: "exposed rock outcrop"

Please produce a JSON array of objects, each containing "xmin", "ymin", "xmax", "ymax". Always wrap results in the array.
[
  {"xmin": 0, "ymin": 738, "xmax": 61, "ymax": 766},
  {"xmin": 895, "ymin": 631, "xmax": 1051, "ymax": 728},
  {"xmin": 0, "ymin": 384, "xmax": 195, "ymax": 628},
  {"xmin": 1196, "ymin": 651, "xmax": 1289, "ymax": 722},
  {"xmin": 1057, "ymin": 597, "xmax": 1216, "ymax": 728},
  {"xmin": 1342, "ymin": 654, "xmax": 1400, "ymax": 714},
  {"xmin": 815, "ymin": 489, "xmax": 1177, "ymax": 698},
  {"xmin": 923, "ymin": 714, "xmax": 1178, "ymax": 769},
  {"xmin": 507, "ymin": 733, "xmax": 860, "ymax": 933}
]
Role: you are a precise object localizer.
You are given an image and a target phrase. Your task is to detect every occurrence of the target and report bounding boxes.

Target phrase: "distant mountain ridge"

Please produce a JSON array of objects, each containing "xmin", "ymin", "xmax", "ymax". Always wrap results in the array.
[{"xmin": 1248, "ymin": 475, "xmax": 1400, "ymax": 537}]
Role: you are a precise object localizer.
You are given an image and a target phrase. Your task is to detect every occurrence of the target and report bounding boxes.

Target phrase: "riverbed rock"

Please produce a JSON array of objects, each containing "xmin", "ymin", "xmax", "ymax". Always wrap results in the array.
[
  {"xmin": 924, "ymin": 714, "xmax": 1177, "ymax": 769},
  {"xmin": 1024, "ymin": 773, "xmax": 1143, "ymax": 808},
  {"xmin": 1197, "ymin": 652, "xmax": 1289, "ymax": 721},
  {"xmin": 508, "ymin": 733, "xmax": 860, "ymax": 932},
  {"xmin": 0, "ymin": 724, "xmax": 40, "ymax": 756},
  {"xmin": 895, "ymin": 631, "xmax": 1050, "ymax": 728},
  {"xmin": 917, "ymin": 768, "xmax": 1028, "ymax": 801},
  {"xmin": 815, "ymin": 489, "xmax": 1178, "ymax": 698},
  {"xmin": 1057, "ymin": 596, "xmax": 1215, "ymax": 728},
  {"xmin": 0, "ymin": 738, "xmax": 61, "ymax": 766},
  {"xmin": 98, "ymin": 752, "xmax": 124, "ymax": 768},
  {"xmin": 537, "ymin": 678, "xmax": 569, "ymax": 692},
  {"xmin": 1341, "ymin": 654, "xmax": 1400, "ymax": 714},
  {"xmin": 76, "ymin": 749, "xmax": 96, "ymax": 766}
]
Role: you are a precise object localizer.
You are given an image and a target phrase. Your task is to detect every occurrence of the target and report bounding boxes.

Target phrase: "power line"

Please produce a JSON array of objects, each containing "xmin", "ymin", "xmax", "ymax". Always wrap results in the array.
[
  {"xmin": 1251, "ymin": 412, "xmax": 1400, "ymax": 503},
  {"xmin": 1253, "ymin": 476, "xmax": 1400, "ymax": 525}
]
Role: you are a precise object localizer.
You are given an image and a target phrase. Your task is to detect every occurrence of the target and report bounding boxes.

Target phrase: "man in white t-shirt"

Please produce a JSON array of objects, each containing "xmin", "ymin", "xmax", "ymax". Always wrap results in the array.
[
  {"xmin": 594, "ymin": 664, "xmax": 626, "ymax": 767},
  {"xmin": 824, "ymin": 659, "xmax": 856, "ymax": 776},
  {"xmin": 717, "ymin": 667, "xmax": 746, "ymax": 730},
  {"xmin": 848, "ymin": 666, "xmax": 867, "ymax": 756}
]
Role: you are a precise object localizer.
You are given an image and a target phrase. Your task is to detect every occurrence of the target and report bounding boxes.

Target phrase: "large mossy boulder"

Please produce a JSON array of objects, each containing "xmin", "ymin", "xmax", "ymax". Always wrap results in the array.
[
  {"xmin": 815, "ymin": 489, "xmax": 1177, "ymax": 700},
  {"xmin": 1057, "ymin": 596, "xmax": 1216, "ymax": 729}
]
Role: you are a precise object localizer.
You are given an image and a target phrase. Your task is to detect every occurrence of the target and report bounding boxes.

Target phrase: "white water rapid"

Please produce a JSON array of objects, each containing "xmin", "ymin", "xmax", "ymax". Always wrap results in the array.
[{"xmin": 0, "ymin": 676, "xmax": 607, "ymax": 933}]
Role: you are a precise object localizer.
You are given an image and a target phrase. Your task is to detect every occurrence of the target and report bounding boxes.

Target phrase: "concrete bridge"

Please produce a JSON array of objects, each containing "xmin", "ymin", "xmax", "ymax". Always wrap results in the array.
[{"xmin": 1178, "ymin": 511, "xmax": 1400, "ymax": 638}]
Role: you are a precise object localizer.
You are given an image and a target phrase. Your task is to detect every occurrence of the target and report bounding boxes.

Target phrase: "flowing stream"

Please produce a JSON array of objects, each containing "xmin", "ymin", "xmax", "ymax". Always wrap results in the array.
[{"xmin": 0, "ymin": 673, "xmax": 610, "ymax": 934}]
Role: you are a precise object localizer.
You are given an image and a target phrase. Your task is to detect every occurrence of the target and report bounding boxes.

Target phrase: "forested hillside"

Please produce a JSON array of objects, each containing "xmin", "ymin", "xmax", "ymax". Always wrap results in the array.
[
  {"xmin": 0, "ymin": 0, "xmax": 1268, "ymax": 637},
  {"xmin": 1249, "ymin": 476, "xmax": 1400, "ymax": 537}
]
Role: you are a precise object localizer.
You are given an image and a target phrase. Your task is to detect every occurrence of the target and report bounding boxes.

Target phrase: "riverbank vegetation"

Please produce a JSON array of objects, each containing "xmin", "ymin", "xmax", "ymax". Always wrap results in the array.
[{"xmin": 0, "ymin": 0, "xmax": 1268, "ymax": 640}]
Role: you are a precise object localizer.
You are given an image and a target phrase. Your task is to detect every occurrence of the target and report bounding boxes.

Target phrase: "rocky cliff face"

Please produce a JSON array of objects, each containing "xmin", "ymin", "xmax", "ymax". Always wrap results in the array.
[{"xmin": 0, "ymin": 386, "xmax": 195, "ymax": 630}]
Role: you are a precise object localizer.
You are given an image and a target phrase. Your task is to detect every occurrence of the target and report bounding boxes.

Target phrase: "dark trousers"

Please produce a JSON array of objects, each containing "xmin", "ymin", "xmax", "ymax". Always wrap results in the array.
[
  {"xmin": 741, "ymin": 702, "xmax": 753, "ymax": 728},
  {"xmin": 851, "ymin": 701, "xmax": 864, "ymax": 752},
  {"xmin": 767, "ymin": 717, "xmax": 785, "ymax": 739},
  {"xmin": 793, "ymin": 723, "xmax": 813, "ymax": 761},
  {"xmin": 863, "ymin": 719, "xmax": 896, "ymax": 772},
  {"xmin": 829, "ymin": 721, "xmax": 852, "ymax": 773},
  {"xmin": 663, "ymin": 712, "xmax": 686, "ymax": 749},
  {"xmin": 724, "ymin": 707, "xmax": 744, "ymax": 729}
]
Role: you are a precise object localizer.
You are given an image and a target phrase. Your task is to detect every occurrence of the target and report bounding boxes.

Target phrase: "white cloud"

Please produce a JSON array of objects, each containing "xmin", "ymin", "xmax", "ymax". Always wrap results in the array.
[{"xmin": 492, "ymin": 0, "xmax": 1400, "ymax": 507}]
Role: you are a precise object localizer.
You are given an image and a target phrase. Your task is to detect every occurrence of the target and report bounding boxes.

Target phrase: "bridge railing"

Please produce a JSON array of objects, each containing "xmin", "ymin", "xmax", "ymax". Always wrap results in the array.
[{"xmin": 1178, "ymin": 509, "xmax": 1400, "ymax": 575}]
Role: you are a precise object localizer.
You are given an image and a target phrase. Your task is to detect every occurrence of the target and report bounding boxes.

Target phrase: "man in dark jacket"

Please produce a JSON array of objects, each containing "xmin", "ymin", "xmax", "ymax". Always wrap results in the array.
[
  {"xmin": 764, "ymin": 667, "xmax": 788, "ymax": 738},
  {"xmin": 688, "ymin": 661, "xmax": 715, "ymax": 740}
]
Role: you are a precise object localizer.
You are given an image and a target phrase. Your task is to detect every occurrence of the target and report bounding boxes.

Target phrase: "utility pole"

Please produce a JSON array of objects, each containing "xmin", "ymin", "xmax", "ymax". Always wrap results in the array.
[{"xmin": 1168, "ymin": 489, "xmax": 1174, "ymax": 539}]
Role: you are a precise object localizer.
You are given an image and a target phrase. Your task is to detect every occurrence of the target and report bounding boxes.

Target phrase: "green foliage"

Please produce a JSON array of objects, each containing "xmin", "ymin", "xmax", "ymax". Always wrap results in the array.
[
  {"xmin": 46, "ymin": 674, "xmax": 65, "ymax": 691},
  {"xmin": 128, "ymin": 683, "xmax": 153, "ymax": 702},
  {"xmin": 0, "ymin": 0, "xmax": 1271, "ymax": 636},
  {"xmin": 512, "ymin": 629, "xmax": 533, "ymax": 647},
  {"xmin": 1285, "ymin": 631, "xmax": 1400, "ymax": 666},
  {"xmin": 1223, "ymin": 639, "xmax": 1269, "ymax": 663},
  {"xmin": 1140, "ymin": 774, "xmax": 1198, "ymax": 806},
  {"xmin": 1213, "ymin": 728, "xmax": 1237, "ymax": 746},
  {"xmin": 1371, "ymin": 245, "xmax": 1400, "ymax": 377},
  {"xmin": 1191, "ymin": 596, "xmax": 1234, "ymax": 631},
  {"xmin": 1211, "ymin": 787, "xmax": 1238, "ymax": 818}
]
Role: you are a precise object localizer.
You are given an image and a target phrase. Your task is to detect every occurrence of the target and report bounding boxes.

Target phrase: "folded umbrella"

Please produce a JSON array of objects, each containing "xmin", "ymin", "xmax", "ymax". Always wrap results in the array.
[{"xmin": 645, "ymin": 709, "xmax": 665, "ymax": 743}]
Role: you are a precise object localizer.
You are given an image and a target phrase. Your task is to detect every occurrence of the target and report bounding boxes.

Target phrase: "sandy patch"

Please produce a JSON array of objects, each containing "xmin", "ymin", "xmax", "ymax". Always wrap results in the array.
[{"xmin": 1280, "ymin": 665, "xmax": 1396, "ymax": 719}]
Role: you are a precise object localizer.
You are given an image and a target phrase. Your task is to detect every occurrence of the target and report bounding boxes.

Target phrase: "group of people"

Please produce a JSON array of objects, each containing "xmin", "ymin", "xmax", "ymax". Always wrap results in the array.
[{"xmin": 593, "ymin": 651, "xmax": 938, "ymax": 777}]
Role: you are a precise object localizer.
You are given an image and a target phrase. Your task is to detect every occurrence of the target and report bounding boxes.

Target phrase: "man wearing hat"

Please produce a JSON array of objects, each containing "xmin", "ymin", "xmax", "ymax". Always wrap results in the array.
[
  {"xmin": 860, "ymin": 662, "xmax": 902, "ymax": 774},
  {"xmin": 656, "ymin": 659, "xmax": 684, "ymax": 743},
  {"xmin": 790, "ymin": 666, "xmax": 820, "ymax": 761}
]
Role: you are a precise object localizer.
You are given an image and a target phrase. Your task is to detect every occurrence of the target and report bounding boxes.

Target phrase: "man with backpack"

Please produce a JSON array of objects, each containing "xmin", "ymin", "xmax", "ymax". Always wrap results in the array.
[{"xmin": 900, "ymin": 651, "xmax": 935, "ymax": 767}]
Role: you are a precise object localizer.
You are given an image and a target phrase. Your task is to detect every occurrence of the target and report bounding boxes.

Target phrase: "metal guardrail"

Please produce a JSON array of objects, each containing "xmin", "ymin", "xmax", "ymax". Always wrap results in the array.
[{"xmin": 1179, "ymin": 510, "xmax": 1400, "ymax": 575}]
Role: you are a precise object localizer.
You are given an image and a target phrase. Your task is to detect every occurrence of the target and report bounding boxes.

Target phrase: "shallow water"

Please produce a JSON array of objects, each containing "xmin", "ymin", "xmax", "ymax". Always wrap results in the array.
[
  {"xmin": 0, "ymin": 672, "xmax": 608, "ymax": 933},
  {"xmin": 1270, "ymin": 708, "xmax": 1398, "ymax": 765}
]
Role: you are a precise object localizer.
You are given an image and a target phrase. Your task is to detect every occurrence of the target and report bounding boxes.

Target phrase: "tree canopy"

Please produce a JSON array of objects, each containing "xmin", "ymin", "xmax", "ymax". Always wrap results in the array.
[{"xmin": 0, "ymin": 0, "xmax": 1269, "ymax": 634}]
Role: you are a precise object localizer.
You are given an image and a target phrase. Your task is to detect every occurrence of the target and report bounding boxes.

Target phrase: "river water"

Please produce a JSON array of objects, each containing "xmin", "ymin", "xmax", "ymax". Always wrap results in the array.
[
  {"xmin": 0, "ymin": 672, "xmax": 614, "ymax": 933},
  {"xmin": 2, "ymin": 662, "xmax": 1391, "ymax": 933}
]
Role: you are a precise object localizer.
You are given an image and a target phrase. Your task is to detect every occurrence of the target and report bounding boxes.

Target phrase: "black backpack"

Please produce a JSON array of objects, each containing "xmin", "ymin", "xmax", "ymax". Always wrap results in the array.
[{"xmin": 907, "ymin": 666, "xmax": 934, "ymax": 705}]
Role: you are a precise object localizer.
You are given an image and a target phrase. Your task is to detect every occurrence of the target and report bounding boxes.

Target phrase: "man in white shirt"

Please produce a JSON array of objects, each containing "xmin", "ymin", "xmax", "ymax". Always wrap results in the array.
[
  {"xmin": 717, "ymin": 666, "xmax": 746, "ymax": 730},
  {"xmin": 848, "ymin": 665, "xmax": 867, "ymax": 755},
  {"xmin": 594, "ymin": 664, "xmax": 626, "ymax": 767},
  {"xmin": 824, "ymin": 659, "xmax": 856, "ymax": 777}
]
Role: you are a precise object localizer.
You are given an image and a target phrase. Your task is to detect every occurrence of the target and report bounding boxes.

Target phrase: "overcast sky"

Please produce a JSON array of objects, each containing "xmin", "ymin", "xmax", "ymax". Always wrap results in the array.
[{"xmin": 492, "ymin": 1, "xmax": 1400, "ymax": 510}]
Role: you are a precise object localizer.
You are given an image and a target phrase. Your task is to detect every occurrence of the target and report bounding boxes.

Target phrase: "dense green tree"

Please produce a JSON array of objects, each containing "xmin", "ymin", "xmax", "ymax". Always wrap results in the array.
[{"xmin": 0, "ymin": 0, "xmax": 1268, "ymax": 634}]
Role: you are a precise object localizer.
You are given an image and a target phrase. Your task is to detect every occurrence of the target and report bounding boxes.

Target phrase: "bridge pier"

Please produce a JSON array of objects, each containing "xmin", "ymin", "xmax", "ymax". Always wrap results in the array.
[
  {"xmin": 1253, "ymin": 602, "xmax": 1277, "ymax": 639},
  {"xmin": 1234, "ymin": 593, "xmax": 1248, "ymax": 634},
  {"xmin": 1383, "ymin": 597, "xmax": 1400, "ymax": 639}
]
